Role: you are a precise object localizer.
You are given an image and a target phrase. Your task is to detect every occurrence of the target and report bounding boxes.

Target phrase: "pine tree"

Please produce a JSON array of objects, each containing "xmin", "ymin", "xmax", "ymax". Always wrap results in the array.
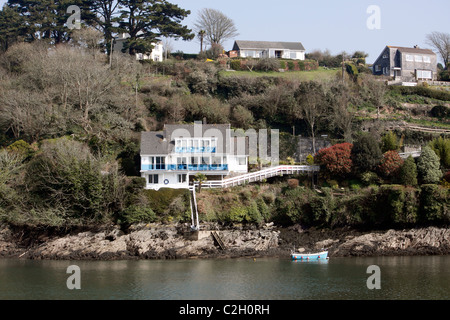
[
  {"xmin": 117, "ymin": 0, "xmax": 194, "ymax": 55},
  {"xmin": 417, "ymin": 146, "xmax": 442, "ymax": 184}
]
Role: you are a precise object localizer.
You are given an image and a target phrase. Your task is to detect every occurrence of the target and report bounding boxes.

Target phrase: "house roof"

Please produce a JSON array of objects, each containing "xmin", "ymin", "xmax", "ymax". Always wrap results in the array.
[
  {"xmin": 233, "ymin": 40, "xmax": 305, "ymax": 51},
  {"xmin": 387, "ymin": 46, "xmax": 435, "ymax": 55},
  {"xmin": 141, "ymin": 124, "xmax": 248, "ymax": 156}
]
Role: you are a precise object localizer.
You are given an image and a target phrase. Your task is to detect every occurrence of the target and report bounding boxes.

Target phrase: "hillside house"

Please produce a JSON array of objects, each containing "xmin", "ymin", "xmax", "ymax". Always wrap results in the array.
[
  {"xmin": 232, "ymin": 40, "xmax": 306, "ymax": 60},
  {"xmin": 114, "ymin": 33, "xmax": 164, "ymax": 62},
  {"xmin": 372, "ymin": 45, "xmax": 437, "ymax": 82},
  {"xmin": 140, "ymin": 123, "xmax": 249, "ymax": 190}
]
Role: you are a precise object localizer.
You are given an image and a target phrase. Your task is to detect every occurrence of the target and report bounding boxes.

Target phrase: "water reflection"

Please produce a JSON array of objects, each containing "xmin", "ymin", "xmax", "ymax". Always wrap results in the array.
[{"xmin": 0, "ymin": 256, "xmax": 448, "ymax": 300}]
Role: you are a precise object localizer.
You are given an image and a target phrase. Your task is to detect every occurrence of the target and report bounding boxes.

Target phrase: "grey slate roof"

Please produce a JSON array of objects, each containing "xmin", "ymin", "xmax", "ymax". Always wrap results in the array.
[
  {"xmin": 141, "ymin": 124, "xmax": 251, "ymax": 155},
  {"xmin": 388, "ymin": 46, "xmax": 435, "ymax": 55},
  {"xmin": 233, "ymin": 40, "xmax": 305, "ymax": 51}
]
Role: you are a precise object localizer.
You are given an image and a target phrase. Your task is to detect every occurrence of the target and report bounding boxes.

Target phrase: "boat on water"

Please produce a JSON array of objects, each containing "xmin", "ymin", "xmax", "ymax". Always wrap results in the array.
[{"xmin": 291, "ymin": 250, "xmax": 329, "ymax": 261}]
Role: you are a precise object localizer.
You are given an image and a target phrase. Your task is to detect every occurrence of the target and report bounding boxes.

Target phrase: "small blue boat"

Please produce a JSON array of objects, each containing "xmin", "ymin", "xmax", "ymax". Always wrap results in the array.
[{"xmin": 291, "ymin": 250, "xmax": 328, "ymax": 261}]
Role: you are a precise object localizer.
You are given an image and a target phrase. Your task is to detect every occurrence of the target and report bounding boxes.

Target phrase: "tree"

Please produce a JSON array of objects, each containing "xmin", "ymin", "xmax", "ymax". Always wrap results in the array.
[
  {"xmin": 194, "ymin": 8, "xmax": 239, "ymax": 47},
  {"xmin": 293, "ymin": 81, "xmax": 328, "ymax": 154},
  {"xmin": 426, "ymin": 31, "xmax": 450, "ymax": 69},
  {"xmin": 378, "ymin": 151, "xmax": 404, "ymax": 178},
  {"xmin": 315, "ymin": 143, "xmax": 353, "ymax": 179},
  {"xmin": 351, "ymin": 133, "xmax": 383, "ymax": 174},
  {"xmin": 83, "ymin": 0, "xmax": 121, "ymax": 54},
  {"xmin": 0, "ymin": 4, "xmax": 25, "ymax": 52},
  {"xmin": 193, "ymin": 173, "xmax": 207, "ymax": 193},
  {"xmin": 117, "ymin": 0, "xmax": 194, "ymax": 56},
  {"xmin": 381, "ymin": 131, "xmax": 400, "ymax": 153},
  {"xmin": 7, "ymin": 0, "xmax": 94, "ymax": 44},
  {"xmin": 417, "ymin": 146, "xmax": 442, "ymax": 184},
  {"xmin": 399, "ymin": 156, "xmax": 418, "ymax": 187},
  {"xmin": 428, "ymin": 137, "xmax": 450, "ymax": 169},
  {"xmin": 359, "ymin": 74, "xmax": 387, "ymax": 120}
]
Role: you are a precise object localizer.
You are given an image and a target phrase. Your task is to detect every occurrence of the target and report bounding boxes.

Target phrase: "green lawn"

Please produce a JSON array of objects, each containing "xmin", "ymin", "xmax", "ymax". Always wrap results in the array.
[{"xmin": 219, "ymin": 67, "xmax": 341, "ymax": 82}]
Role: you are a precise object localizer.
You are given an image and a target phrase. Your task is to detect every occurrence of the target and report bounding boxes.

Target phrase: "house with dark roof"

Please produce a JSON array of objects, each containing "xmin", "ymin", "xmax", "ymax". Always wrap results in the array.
[
  {"xmin": 140, "ymin": 122, "xmax": 249, "ymax": 190},
  {"xmin": 232, "ymin": 40, "xmax": 306, "ymax": 60},
  {"xmin": 372, "ymin": 45, "xmax": 437, "ymax": 82}
]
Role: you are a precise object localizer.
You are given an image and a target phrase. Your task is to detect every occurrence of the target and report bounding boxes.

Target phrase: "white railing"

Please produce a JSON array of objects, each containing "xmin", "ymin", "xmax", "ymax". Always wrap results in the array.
[
  {"xmin": 194, "ymin": 165, "xmax": 320, "ymax": 189},
  {"xmin": 399, "ymin": 151, "xmax": 422, "ymax": 159}
]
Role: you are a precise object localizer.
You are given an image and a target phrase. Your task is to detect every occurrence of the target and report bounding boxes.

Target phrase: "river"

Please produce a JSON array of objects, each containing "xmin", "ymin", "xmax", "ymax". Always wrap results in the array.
[{"xmin": 0, "ymin": 256, "xmax": 449, "ymax": 300}]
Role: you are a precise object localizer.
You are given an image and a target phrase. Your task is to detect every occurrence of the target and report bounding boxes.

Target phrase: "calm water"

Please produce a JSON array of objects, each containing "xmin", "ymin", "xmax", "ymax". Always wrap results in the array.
[{"xmin": 0, "ymin": 256, "xmax": 449, "ymax": 300}]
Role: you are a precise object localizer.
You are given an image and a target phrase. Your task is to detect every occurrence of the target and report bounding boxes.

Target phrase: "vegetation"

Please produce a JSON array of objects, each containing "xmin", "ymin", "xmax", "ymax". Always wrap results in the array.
[{"xmin": 0, "ymin": 2, "xmax": 449, "ymax": 231}]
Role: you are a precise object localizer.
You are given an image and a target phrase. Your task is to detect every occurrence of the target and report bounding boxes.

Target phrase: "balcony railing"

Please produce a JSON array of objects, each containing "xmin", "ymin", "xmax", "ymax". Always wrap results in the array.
[
  {"xmin": 142, "ymin": 164, "xmax": 229, "ymax": 171},
  {"xmin": 175, "ymin": 147, "xmax": 216, "ymax": 153}
]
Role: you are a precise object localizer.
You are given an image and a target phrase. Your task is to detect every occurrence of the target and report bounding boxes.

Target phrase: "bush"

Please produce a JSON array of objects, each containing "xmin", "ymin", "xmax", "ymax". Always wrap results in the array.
[
  {"xmin": 430, "ymin": 105, "xmax": 450, "ymax": 118},
  {"xmin": 360, "ymin": 171, "xmax": 380, "ymax": 186},
  {"xmin": 428, "ymin": 137, "xmax": 450, "ymax": 169},
  {"xmin": 378, "ymin": 151, "xmax": 404, "ymax": 178},
  {"xmin": 121, "ymin": 205, "xmax": 156, "ymax": 225},
  {"xmin": 351, "ymin": 133, "xmax": 383, "ymax": 174},
  {"xmin": 230, "ymin": 59, "xmax": 242, "ymax": 71},
  {"xmin": 287, "ymin": 61, "xmax": 295, "ymax": 71},
  {"xmin": 417, "ymin": 146, "xmax": 442, "ymax": 184},
  {"xmin": 315, "ymin": 143, "xmax": 353, "ymax": 178},
  {"xmin": 420, "ymin": 184, "xmax": 450, "ymax": 223},
  {"xmin": 255, "ymin": 58, "xmax": 280, "ymax": 72},
  {"xmin": 381, "ymin": 131, "xmax": 400, "ymax": 153},
  {"xmin": 399, "ymin": 156, "xmax": 418, "ymax": 187},
  {"xmin": 388, "ymin": 86, "xmax": 450, "ymax": 102}
]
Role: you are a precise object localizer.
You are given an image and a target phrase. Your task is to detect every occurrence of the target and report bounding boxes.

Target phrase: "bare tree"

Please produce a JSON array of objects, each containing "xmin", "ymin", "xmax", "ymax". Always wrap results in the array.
[
  {"xmin": 293, "ymin": 82, "xmax": 328, "ymax": 154},
  {"xmin": 194, "ymin": 8, "xmax": 239, "ymax": 47},
  {"xmin": 426, "ymin": 31, "xmax": 450, "ymax": 69}
]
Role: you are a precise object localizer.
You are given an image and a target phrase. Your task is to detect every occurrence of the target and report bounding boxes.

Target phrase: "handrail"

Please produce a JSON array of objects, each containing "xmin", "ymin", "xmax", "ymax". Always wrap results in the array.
[{"xmin": 194, "ymin": 165, "xmax": 319, "ymax": 189}]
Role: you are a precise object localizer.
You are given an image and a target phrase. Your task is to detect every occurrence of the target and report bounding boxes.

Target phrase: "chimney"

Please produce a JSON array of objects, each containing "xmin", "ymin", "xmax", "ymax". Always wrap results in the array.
[{"xmin": 414, "ymin": 45, "xmax": 419, "ymax": 49}]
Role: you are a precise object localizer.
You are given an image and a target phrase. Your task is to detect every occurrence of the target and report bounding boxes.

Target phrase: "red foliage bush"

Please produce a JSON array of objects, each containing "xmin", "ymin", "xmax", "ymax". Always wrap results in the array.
[
  {"xmin": 378, "ymin": 151, "xmax": 404, "ymax": 177},
  {"xmin": 315, "ymin": 143, "xmax": 353, "ymax": 178}
]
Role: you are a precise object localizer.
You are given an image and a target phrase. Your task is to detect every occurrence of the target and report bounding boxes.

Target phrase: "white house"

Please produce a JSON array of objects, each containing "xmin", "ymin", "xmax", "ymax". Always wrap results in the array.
[
  {"xmin": 232, "ymin": 40, "xmax": 306, "ymax": 60},
  {"xmin": 140, "ymin": 123, "xmax": 249, "ymax": 190},
  {"xmin": 114, "ymin": 33, "xmax": 164, "ymax": 62}
]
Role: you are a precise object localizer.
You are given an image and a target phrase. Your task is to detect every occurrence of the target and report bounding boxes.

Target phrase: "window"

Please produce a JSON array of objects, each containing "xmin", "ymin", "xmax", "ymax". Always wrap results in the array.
[
  {"xmin": 423, "ymin": 56, "xmax": 431, "ymax": 63},
  {"xmin": 415, "ymin": 55, "xmax": 423, "ymax": 62},
  {"xmin": 238, "ymin": 157, "xmax": 247, "ymax": 166},
  {"xmin": 375, "ymin": 65, "xmax": 381, "ymax": 72},
  {"xmin": 417, "ymin": 70, "xmax": 432, "ymax": 79},
  {"xmin": 155, "ymin": 157, "xmax": 165, "ymax": 170},
  {"xmin": 406, "ymin": 55, "xmax": 414, "ymax": 62},
  {"xmin": 178, "ymin": 174, "xmax": 187, "ymax": 183},
  {"xmin": 290, "ymin": 52, "xmax": 297, "ymax": 59},
  {"xmin": 383, "ymin": 54, "xmax": 389, "ymax": 59},
  {"xmin": 148, "ymin": 174, "xmax": 159, "ymax": 184}
]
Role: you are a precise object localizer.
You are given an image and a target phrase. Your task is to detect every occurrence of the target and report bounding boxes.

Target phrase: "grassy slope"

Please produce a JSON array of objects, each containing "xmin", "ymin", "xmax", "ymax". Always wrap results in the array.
[{"xmin": 219, "ymin": 67, "xmax": 341, "ymax": 82}]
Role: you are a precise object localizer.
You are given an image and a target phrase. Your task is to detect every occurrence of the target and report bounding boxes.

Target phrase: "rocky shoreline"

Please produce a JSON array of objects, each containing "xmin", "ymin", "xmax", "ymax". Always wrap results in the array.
[{"xmin": 1, "ymin": 222, "xmax": 449, "ymax": 260}]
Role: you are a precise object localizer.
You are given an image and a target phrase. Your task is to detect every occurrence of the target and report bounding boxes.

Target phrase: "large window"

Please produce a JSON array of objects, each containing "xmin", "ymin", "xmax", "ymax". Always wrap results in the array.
[
  {"xmin": 417, "ymin": 70, "xmax": 432, "ymax": 79},
  {"xmin": 415, "ymin": 55, "xmax": 423, "ymax": 62},
  {"xmin": 423, "ymin": 56, "xmax": 431, "ymax": 63},
  {"xmin": 406, "ymin": 55, "xmax": 414, "ymax": 62},
  {"xmin": 178, "ymin": 174, "xmax": 187, "ymax": 183}
]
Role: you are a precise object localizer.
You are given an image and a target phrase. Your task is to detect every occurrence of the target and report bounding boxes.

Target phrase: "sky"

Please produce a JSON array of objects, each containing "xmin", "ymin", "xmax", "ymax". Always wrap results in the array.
[{"xmin": 1, "ymin": 0, "xmax": 449, "ymax": 64}]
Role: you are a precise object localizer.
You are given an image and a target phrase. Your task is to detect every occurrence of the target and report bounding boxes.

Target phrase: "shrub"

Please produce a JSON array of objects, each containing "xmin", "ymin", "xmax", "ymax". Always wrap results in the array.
[
  {"xmin": 428, "ymin": 137, "xmax": 450, "ymax": 169},
  {"xmin": 279, "ymin": 61, "xmax": 286, "ymax": 69},
  {"xmin": 420, "ymin": 184, "xmax": 450, "ymax": 223},
  {"xmin": 381, "ymin": 131, "xmax": 400, "ymax": 153},
  {"xmin": 417, "ymin": 146, "xmax": 442, "ymax": 184},
  {"xmin": 360, "ymin": 171, "xmax": 380, "ymax": 186},
  {"xmin": 230, "ymin": 59, "xmax": 242, "ymax": 71},
  {"xmin": 255, "ymin": 58, "xmax": 280, "ymax": 72},
  {"xmin": 351, "ymin": 133, "xmax": 383, "ymax": 174},
  {"xmin": 430, "ymin": 105, "xmax": 450, "ymax": 118},
  {"xmin": 287, "ymin": 61, "xmax": 295, "ymax": 71},
  {"xmin": 315, "ymin": 143, "xmax": 353, "ymax": 178},
  {"xmin": 378, "ymin": 151, "xmax": 404, "ymax": 178},
  {"xmin": 121, "ymin": 205, "xmax": 156, "ymax": 225},
  {"xmin": 399, "ymin": 156, "xmax": 418, "ymax": 187}
]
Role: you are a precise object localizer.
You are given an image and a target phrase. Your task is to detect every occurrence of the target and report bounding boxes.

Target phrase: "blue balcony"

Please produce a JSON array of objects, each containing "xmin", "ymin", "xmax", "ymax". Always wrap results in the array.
[
  {"xmin": 142, "ymin": 164, "xmax": 228, "ymax": 171},
  {"xmin": 175, "ymin": 147, "xmax": 216, "ymax": 153}
]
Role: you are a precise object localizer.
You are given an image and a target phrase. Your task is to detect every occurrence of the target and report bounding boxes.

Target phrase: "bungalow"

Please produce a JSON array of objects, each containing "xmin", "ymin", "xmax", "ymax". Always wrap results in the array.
[
  {"xmin": 372, "ymin": 45, "xmax": 437, "ymax": 82},
  {"xmin": 140, "ymin": 123, "xmax": 249, "ymax": 190},
  {"xmin": 114, "ymin": 33, "xmax": 164, "ymax": 62},
  {"xmin": 232, "ymin": 40, "xmax": 306, "ymax": 60}
]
